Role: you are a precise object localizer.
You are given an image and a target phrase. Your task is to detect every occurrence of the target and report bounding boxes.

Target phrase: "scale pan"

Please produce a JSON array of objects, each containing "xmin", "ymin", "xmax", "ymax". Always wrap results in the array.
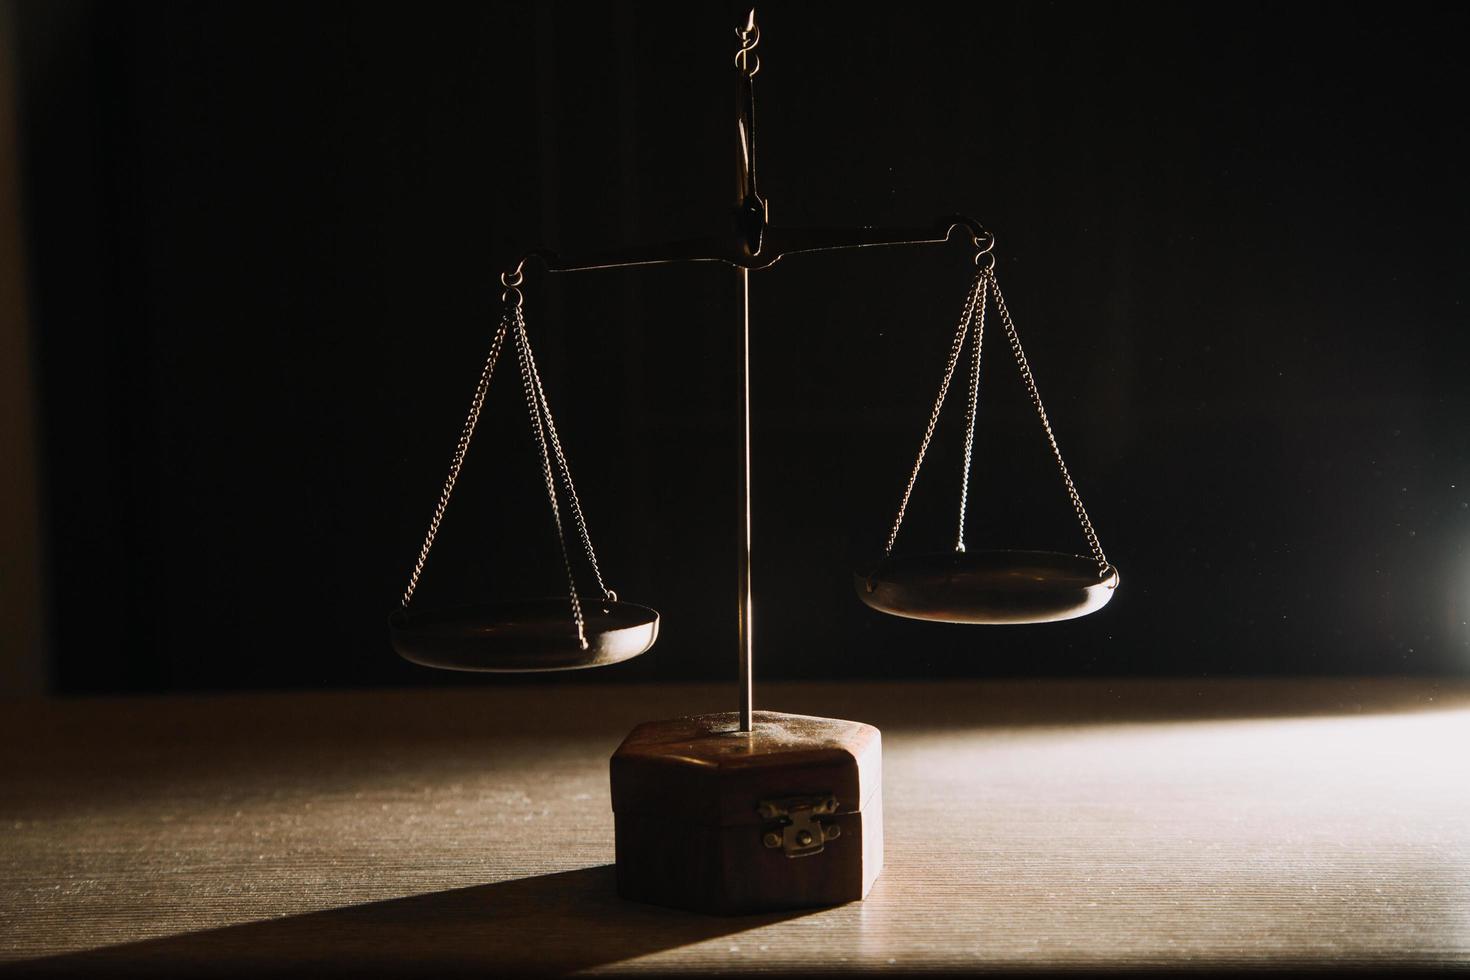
[
  {"xmin": 390, "ymin": 598, "xmax": 659, "ymax": 672},
  {"xmin": 855, "ymin": 550, "xmax": 1118, "ymax": 624}
]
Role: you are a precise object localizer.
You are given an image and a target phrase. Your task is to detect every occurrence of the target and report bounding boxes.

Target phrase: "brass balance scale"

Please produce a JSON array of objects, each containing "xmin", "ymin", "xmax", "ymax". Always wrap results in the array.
[{"xmin": 390, "ymin": 11, "xmax": 1118, "ymax": 915}]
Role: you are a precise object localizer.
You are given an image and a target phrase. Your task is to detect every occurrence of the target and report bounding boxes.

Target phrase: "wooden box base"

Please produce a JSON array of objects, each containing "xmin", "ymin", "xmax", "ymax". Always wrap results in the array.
[{"xmin": 610, "ymin": 710, "xmax": 882, "ymax": 915}]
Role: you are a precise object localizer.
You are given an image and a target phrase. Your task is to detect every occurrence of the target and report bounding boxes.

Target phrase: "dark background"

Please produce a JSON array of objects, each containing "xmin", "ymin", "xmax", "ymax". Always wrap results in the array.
[{"xmin": 9, "ymin": 1, "xmax": 1469, "ymax": 694}]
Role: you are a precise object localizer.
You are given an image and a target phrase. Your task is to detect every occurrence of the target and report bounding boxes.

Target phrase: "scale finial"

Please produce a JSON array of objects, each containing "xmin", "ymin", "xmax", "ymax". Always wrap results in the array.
[{"xmin": 734, "ymin": 8, "xmax": 761, "ymax": 72}]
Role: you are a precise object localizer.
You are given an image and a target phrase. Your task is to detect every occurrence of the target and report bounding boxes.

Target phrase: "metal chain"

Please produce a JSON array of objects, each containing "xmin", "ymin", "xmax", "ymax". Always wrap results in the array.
[
  {"xmin": 517, "ymin": 315, "xmax": 615, "ymax": 601},
  {"xmin": 401, "ymin": 316, "xmax": 511, "ymax": 608},
  {"xmin": 955, "ymin": 274, "xmax": 989, "ymax": 553},
  {"xmin": 884, "ymin": 270, "xmax": 986, "ymax": 556},
  {"xmin": 987, "ymin": 269, "xmax": 1110, "ymax": 575},
  {"xmin": 513, "ymin": 306, "xmax": 589, "ymax": 650}
]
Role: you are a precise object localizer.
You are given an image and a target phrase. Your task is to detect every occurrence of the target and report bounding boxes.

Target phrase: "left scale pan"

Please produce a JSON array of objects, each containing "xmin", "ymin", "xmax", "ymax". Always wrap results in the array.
[
  {"xmin": 390, "ymin": 599, "xmax": 659, "ymax": 672},
  {"xmin": 393, "ymin": 284, "xmax": 658, "ymax": 674}
]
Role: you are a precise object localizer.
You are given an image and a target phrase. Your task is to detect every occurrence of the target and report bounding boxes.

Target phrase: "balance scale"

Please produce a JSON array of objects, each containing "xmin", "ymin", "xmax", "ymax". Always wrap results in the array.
[{"xmin": 389, "ymin": 10, "xmax": 1118, "ymax": 915}]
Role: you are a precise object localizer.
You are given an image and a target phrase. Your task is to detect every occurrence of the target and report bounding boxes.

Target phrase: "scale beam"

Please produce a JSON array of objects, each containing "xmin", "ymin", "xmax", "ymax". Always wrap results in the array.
[{"xmin": 509, "ymin": 216, "xmax": 993, "ymax": 279}]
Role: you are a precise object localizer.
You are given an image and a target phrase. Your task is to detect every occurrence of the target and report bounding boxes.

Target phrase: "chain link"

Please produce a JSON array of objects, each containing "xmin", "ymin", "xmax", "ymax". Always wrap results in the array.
[
  {"xmin": 513, "ymin": 307, "xmax": 589, "ymax": 650},
  {"xmin": 517, "ymin": 314, "xmax": 615, "ymax": 602},
  {"xmin": 400, "ymin": 285, "xmax": 618, "ymax": 652},
  {"xmin": 884, "ymin": 270, "xmax": 986, "ymax": 556},
  {"xmin": 955, "ymin": 274, "xmax": 988, "ymax": 552},
  {"xmin": 401, "ymin": 316, "xmax": 510, "ymax": 608},
  {"xmin": 882, "ymin": 263, "xmax": 1111, "ymax": 577},
  {"xmin": 987, "ymin": 269, "xmax": 1110, "ymax": 575}
]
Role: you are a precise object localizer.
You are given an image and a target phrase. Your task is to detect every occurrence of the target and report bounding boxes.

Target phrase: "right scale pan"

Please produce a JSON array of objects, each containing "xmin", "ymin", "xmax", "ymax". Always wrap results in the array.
[
  {"xmin": 860, "ymin": 254, "xmax": 1120, "ymax": 627},
  {"xmin": 856, "ymin": 550, "xmax": 1119, "ymax": 625}
]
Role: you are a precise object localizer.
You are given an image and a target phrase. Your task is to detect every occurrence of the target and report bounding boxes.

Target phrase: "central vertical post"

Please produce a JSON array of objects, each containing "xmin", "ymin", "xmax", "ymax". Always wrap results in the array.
[
  {"xmin": 734, "ymin": 9, "xmax": 764, "ymax": 734},
  {"xmin": 738, "ymin": 266, "xmax": 754, "ymax": 733}
]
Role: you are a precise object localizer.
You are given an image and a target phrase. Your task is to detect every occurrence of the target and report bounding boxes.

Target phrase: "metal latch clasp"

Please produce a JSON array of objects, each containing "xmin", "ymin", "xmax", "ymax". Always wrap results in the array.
[{"xmin": 757, "ymin": 794, "xmax": 841, "ymax": 858}]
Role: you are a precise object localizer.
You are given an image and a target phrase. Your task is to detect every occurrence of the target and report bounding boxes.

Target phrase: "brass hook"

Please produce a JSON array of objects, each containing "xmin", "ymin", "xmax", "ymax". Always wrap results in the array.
[
  {"xmin": 500, "ymin": 268, "xmax": 524, "ymax": 308},
  {"xmin": 735, "ymin": 10, "xmax": 760, "ymax": 76},
  {"xmin": 967, "ymin": 223, "xmax": 996, "ymax": 270}
]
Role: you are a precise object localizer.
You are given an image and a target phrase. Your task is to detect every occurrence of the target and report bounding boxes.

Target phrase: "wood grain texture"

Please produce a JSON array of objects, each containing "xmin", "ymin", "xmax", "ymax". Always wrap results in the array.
[{"xmin": 1, "ymin": 679, "xmax": 1467, "ymax": 975}]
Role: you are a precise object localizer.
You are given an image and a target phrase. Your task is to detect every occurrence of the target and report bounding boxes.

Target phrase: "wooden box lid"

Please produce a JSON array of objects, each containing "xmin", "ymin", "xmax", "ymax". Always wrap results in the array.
[{"xmin": 610, "ymin": 710, "xmax": 881, "ymax": 828}]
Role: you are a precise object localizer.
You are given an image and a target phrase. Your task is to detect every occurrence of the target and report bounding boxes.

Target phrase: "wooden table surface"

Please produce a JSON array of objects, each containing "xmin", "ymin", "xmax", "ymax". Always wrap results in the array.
[{"xmin": 1, "ymin": 678, "xmax": 1467, "ymax": 976}]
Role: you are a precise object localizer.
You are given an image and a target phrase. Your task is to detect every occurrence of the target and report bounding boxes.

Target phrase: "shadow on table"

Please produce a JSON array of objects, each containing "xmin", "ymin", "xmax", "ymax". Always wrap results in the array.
[{"xmin": 4, "ymin": 865, "xmax": 810, "ymax": 978}]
